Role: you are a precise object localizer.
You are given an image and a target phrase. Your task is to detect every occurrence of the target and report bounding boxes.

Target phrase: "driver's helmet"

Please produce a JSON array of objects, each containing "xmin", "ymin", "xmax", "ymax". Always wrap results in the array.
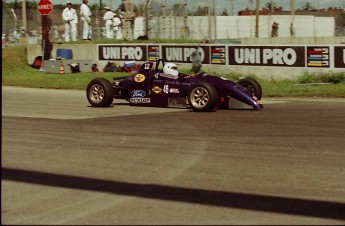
[{"xmin": 163, "ymin": 63, "xmax": 178, "ymax": 76}]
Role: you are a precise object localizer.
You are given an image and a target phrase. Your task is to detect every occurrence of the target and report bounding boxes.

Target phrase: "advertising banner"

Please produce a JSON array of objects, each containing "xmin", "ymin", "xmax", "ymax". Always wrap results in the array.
[
  {"xmin": 161, "ymin": 45, "xmax": 210, "ymax": 64},
  {"xmin": 228, "ymin": 46, "xmax": 305, "ymax": 67},
  {"xmin": 96, "ymin": 44, "xmax": 343, "ymax": 71},
  {"xmin": 334, "ymin": 46, "xmax": 345, "ymax": 69},
  {"xmin": 148, "ymin": 45, "xmax": 160, "ymax": 62},
  {"xmin": 306, "ymin": 46, "xmax": 330, "ymax": 68},
  {"xmin": 211, "ymin": 46, "xmax": 226, "ymax": 65},
  {"xmin": 98, "ymin": 45, "xmax": 147, "ymax": 61}
]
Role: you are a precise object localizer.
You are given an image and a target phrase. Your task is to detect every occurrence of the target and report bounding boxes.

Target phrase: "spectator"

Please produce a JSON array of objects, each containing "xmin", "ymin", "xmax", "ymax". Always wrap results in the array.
[
  {"xmin": 103, "ymin": 6, "xmax": 114, "ymax": 39},
  {"xmin": 290, "ymin": 22, "xmax": 295, "ymax": 37},
  {"xmin": 53, "ymin": 28, "xmax": 60, "ymax": 41},
  {"xmin": 2, "ymin": 34, "xmax": 6, "ymax": 48},
  {"xmin": 271, "ymin": 21, "xmax": 279, "ymax": 37},
  {"xmin": 80, "ymin": 0, "xmax": 92, "ymax": 40},
  {"xmin": 62, "ymin": 1, "xmax": 78, "ymax": 42},
  {"xmin": 13, "ymin": 29, "xmax": 19, "ymax": 44},
  {"xmin": 20, "ymin": 27, "xmax": 26, "ymax": 38},
  {"xmin": 113, "ymin": 13, "xmax": 122, "ymax": 40},
  {"xmin": 119, "ymin": 0, "xmax": 137, "ymax": 40}
]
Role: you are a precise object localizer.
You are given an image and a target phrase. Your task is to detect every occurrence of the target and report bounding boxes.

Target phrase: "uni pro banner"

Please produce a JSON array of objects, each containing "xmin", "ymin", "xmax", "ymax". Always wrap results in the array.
[
  {"xmin": 161, "ymin": 45, "xmax": 210, "ymax": 64},
  {"xmin": 98, "ymin": 45, "xmax": 147, "ymax": 61},
  {"xmin": 334, "ymin": 46, "xmax": 345, "ymax": 69},
  {"xmin": 228, "ymin": 46, "xmax": 305, "ymax": 67}
]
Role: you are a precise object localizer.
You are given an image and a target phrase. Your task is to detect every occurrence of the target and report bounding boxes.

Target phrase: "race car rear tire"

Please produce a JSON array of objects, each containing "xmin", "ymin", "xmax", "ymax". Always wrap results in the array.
[
  {"xmin": 188, "ymin": 82, "xmax": 218, "ymax": 112},
  {"xmin": 86, "ymin": 78, "xmax": 114, "ymax": 107},
  {"xmin": 237, "ymin": 78, "xmax": 262, "ymax": 100}
]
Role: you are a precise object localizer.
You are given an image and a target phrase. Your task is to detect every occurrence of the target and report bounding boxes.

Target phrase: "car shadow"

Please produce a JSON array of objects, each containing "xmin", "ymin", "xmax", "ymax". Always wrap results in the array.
[{"xmin": 2, "ymin": 167, "xmax": 345, "ymax": 220}]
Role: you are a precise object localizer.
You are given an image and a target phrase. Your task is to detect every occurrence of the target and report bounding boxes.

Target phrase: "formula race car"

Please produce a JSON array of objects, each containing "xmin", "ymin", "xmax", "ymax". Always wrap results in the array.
[{"xmin": 86, "ymin": 59, "xmax": 263, "ymax": 112}]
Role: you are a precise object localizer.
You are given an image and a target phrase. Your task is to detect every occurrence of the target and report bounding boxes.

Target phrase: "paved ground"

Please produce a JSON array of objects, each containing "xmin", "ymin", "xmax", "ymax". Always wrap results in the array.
[{"xmin": 2, "ymin": 86, "xmax": 345, "ymax": 225}]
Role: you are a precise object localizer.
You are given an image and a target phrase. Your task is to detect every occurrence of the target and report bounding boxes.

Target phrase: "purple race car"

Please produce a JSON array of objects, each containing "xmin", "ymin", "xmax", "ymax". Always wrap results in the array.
[{"xmin": 86, "ymin": 59, "xmax": 263, "ymax": 112}]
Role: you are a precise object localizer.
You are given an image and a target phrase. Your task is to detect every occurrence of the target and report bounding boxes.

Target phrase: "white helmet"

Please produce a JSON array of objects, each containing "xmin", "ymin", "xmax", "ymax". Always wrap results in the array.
[{"xmin": 163, "ymin": 63, "xmax": 178, "ymax": 76}]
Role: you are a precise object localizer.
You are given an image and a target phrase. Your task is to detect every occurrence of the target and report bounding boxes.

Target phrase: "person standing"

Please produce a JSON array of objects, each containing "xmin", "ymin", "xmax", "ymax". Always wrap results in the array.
[
  {"xmin": 80, "ymin": 0, "xmax": 92, "ymax": 40},
  {"xmin": 271, "ymin": 21, "xmax": 279, "ymax": 37},
  {"xmin": 119, "ymin": 0, "xmax": 137, "ymax": 40},
  {"xmin": 13, "ymin": 29, "xmax": 19, "ymax": 44},
  {"xmin": 112, "ymin": 13, "xmax": 122, "ymax": 40},
  {"xmin": 103, "ymin": 7, "xmax": 114, "ymax": 39},
  {"xmin": 62, "ymin": 1, "xmax": 78, "ymax": 42},
  {"xmin": 290, "ymin": 22, "xmax": 295, "ymax": 37},
  {"xmin": 53, "ymin": 27, "xmax": 60, "ymax": 41}
]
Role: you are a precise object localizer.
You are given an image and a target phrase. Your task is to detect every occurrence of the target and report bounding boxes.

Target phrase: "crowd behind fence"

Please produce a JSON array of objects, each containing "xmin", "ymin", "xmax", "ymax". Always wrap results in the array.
[{"xmin": 2, "ymin": 0, "xmax": 344, "ymax": 46}]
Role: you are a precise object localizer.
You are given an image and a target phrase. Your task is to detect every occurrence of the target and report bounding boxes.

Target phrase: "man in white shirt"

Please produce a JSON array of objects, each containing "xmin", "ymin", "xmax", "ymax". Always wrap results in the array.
[
  {"xmin": 62, "ymin": 1, "xmax": 78, "ymax": 42},
  {"xmin": 80, "ymin": 0, "xmax": 92, "ymax": 40},
  {"xmin": 112, "ymin": 13, "xmax": 122, "ymax": 40},
  {"xmin": 103, "ymin": 7, "xmax": 114, "ymax": 39}
]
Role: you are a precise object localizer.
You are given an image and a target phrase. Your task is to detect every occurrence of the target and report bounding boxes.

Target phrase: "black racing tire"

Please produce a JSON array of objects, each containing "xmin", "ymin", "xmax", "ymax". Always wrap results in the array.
[
  {"xmin": 188, "ymin": 82, "xmax": 218, "ymax": 112},
  {"xmin": 237, "ymin": 78, "xmax": 262, "ymax": 100},
  {"xmin": 86, "ymin": 78, "xmax": 114, "ymax": 107}
]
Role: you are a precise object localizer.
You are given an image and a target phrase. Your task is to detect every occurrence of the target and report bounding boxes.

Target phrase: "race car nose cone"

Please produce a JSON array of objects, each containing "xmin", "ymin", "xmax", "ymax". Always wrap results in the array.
[{"xmin": 254, "ymin": 103, "xmax": 264, "ymax": 110}]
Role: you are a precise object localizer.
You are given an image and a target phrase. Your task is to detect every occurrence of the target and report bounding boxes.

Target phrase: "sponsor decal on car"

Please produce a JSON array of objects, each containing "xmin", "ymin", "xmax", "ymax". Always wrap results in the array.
[
  {"xmin": 168, "ymin": 98, "xmax": 187, "ymax": 108},
  {"xmin": 134, "ymin": 74, "xmax": 145, "ymax": 82},
  {"xmin": 130, "ymin": 90, "xmax": 146, "ymax": 98},
  {"xmin": 130, "ymin": 98, "xmax": 151, "ymax": 103},
  {"xmin": 166, "ymin": 80, "xmax": 179, "ymax": 85},
  {"xmin": 152, "ymin": 86, "xmax": 163, "ymax": 94},
  {"xmin": 169, "ymin": 88, "xmax": 179, "ymax": 94},
  {"xmin": 163, "ymin": 85, "xmax": 169, "ymax": 94},
  {"xmin": 234, "ymin": 84, "xmax": 248, "ymax": 92}
]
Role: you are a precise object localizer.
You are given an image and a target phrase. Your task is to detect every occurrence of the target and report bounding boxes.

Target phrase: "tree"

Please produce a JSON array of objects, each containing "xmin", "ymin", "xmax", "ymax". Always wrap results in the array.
[
  {"xmin": 303, "ymin": 2, "xmax": 314, "ymax": 10},
  {"xmin": 136, "ymin": 3, "xmax": 145, "ymax": 17},
  {"xmin": 191, "ymin": 6, "xmax": 209, "ymax": 16},
  {"xmin": 335, "ymin": 12, "xmax": 345, "ymax": 26},
  {"xmin": 245, "ymin": 0, "xmax": 254, "ymax": 11},
  {"xmin": 264, "ymin": 1, "xmax": 278, "ymax": 11}
]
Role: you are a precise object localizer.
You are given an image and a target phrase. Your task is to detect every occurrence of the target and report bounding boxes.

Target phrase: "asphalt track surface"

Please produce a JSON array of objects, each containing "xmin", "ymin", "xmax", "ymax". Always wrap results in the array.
[{"xmin": 2, "ymin": 86, "xmax": 345, "ymax": 225}]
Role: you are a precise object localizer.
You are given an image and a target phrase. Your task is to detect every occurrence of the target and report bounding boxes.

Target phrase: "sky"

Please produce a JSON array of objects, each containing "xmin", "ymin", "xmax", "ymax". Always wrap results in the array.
[{"xmin": 20, "ymin": 0, "xmax": 345, "ymax": 13}]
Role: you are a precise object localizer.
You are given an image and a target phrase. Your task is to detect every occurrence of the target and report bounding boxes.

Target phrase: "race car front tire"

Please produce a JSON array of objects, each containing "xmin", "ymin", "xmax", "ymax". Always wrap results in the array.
[
  {"xmin": 237, "ymin": 78, "xmax": 262, "ymax": 100},
  {"xmin": 188, "ymin": 82, "xmax": 218, "ymax": 112},
  {"xmin": 86, "ymin": 78, "xmax": 114, "ymax": 107}
]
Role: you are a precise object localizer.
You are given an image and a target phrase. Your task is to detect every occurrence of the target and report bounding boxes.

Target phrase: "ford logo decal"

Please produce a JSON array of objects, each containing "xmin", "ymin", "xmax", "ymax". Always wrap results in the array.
[{"xmin": 130, "ymin": 90, "xmax": 146, "ymax": 98}]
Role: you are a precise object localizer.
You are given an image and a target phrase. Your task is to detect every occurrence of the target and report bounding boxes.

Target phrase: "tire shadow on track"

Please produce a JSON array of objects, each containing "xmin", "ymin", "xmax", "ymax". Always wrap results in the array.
[{"xmin": 3, "ymin": 168, "xmax": 345, "ymax": 221}]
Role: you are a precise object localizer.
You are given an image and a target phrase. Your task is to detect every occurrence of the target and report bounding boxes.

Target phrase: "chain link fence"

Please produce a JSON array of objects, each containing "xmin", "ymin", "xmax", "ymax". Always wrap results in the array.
[
  {"xmin": 2, "ymin": 0, "xmax": 344, "ymax": 45},
  {"xmin": 2, "ymin": 0, "xmax": 217, "ymax": 44},
  {"xmin": 143, "ymin": 0, "xmax": 217, "ymax": 40}
]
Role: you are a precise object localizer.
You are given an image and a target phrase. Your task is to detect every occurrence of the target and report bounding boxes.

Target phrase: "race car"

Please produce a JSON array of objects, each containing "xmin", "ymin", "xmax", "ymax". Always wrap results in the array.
[{"xmin": 86, "ymin": 59, "xmax": 263, "ymax": 112}]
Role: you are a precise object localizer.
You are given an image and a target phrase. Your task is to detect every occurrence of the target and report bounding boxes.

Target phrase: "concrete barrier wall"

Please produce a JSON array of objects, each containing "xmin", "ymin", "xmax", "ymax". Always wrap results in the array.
[{"xmin": 27, "ymin": 40, "xmax": 345, "ymax": 80}]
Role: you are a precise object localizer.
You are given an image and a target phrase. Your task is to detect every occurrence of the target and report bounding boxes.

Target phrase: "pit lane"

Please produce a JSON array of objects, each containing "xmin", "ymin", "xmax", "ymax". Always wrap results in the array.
[{"xmin": 2, "ymin": 86, "xmax": 345, "ymax": 224}]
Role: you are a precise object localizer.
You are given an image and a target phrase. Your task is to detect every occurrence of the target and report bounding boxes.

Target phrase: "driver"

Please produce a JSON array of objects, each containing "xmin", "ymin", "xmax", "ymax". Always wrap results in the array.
[{"xmin": 161, "ymin": 63, "xmax": 179, "ymax": 79}]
